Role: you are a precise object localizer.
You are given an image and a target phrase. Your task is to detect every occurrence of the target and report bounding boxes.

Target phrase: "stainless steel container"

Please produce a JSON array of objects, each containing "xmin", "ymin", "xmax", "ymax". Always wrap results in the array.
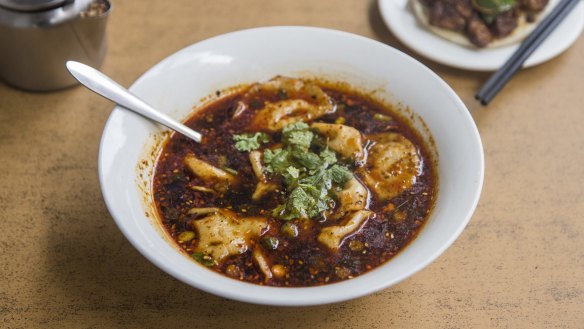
[{"xmin": 0, "ymin": 0, "xmax": 111, "ymax": 91}]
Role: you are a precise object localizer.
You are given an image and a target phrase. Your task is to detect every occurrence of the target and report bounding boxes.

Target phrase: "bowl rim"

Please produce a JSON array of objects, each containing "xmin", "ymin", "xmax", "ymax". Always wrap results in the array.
[{"xmin": 98, "ymin": 26, "xmax": 484, "ymax": 306}]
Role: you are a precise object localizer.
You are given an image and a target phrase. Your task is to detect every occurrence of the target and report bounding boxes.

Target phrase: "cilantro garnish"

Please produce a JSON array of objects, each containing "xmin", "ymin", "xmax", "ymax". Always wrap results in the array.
[
  {"xmin": 263, "ymin": 148, "xmax": 290, "ymax": 173},
  {"xmin": 282, "ymin": 122, "xmax": 314, "ymax": 150},
  {"xmin": 233, "ymin": 132, "xmax": 270, "ymax": 151},
  {"xmin": 329, "ymin": 164, "xmax": 353, "ymax": 184},
  {"xmin": 261, "ymin": 122, "xmax": 354, "ymax": 220}
]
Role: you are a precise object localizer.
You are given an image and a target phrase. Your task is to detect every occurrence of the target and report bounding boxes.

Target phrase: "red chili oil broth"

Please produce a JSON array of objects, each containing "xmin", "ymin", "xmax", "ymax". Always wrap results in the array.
[{"xmin": 152, "ymin": 79, "xmax": 436, "ymax": 287}]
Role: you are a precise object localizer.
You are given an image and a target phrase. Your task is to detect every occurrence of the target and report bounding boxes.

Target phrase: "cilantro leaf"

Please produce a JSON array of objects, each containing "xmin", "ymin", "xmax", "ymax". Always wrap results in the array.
[
  {"xmin": 287, "ymin": 130, "xmax": 313, "ymax": 149},
  {"xmin": 288, "ymin": 187, "xmax": 311, "ymax": 216},
  {"xmin": 310, "ymin": 198, "xmax": 330, "ymax": 218},
  {"xmin": 233, "ymin": 132, "xmax": 270, "ymax": 151},
  {"xmin": 263, "ymin": 148, "xmax": 276, "ymax": 163},
  {"xmin": 282, "ymin": 166, "xmax": 300, "ymax": 186},
  {"xmin": 299, "ymin": 170, "xmax": 326, "ymax": 188},
  {"xmin": 274, "ymin": 187, "xmax": 310, "ymax": 221},
  {"xmin": 286, "ymin": 166, "xmax": 300, "ymax": 178},
  {"xmin": 263, "ymin": 148, "xmax": 290, "ymax": 173},
  {"xmin": 282, "ymin": 121, "xmax": 309, "ymax": 135},
  {"xmin": 282, "ymin": 122, "xmax": 313, "ymax": 150},
  {"xmin": 293, "ymin": 151, "xmax": 321, "ymax": 171},
  {"xmin": 320, "ymin": 148, "xmax": 337, "ymax": 166},
  {"xmin": 329, "ymin": 164, "xmax": 353, "ymax": 185}
]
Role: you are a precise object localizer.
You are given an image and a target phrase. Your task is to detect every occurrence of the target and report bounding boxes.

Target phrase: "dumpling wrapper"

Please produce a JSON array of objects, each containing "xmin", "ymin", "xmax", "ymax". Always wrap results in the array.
[
  {"xmin": 184, "ymin": 153, "xmax": 238, "ymax": 192},
  {"xmin": 248, "ymin": 77, "xmax": 335, "ymax": 132},
  {"xmin": 191, "ymin": 209, "xmax": 268, "ymax": 262},
  {"xmin": 358, "ymin": 133, "xmax": 421, "ymax": 201},
  {"xmin": 318, "ymin": 210, "xmax": 374, "ymax": 250},
  {"xmin": 330, "ymin": 177, "xmax": 369, "ymax": 220},
  {"xmin": 311, "ymin": 122, "xmax": 364, "ymax": 162},
  {"xmin": 249, "ymin": 151, "xmax": 277, "ymax": 201}
]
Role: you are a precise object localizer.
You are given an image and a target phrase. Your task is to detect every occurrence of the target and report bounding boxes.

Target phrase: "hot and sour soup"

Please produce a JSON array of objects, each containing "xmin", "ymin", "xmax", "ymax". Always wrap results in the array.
[{"xmin": 152, "ymin": 77, "xmax": 436, "ymax": 287}]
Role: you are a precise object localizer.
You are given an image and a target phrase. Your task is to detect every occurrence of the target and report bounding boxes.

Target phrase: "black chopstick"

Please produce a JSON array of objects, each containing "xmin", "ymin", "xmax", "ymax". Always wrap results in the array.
[{"xmin": 475, "ymin": 0, "xmax": 580, "ymax": 105}]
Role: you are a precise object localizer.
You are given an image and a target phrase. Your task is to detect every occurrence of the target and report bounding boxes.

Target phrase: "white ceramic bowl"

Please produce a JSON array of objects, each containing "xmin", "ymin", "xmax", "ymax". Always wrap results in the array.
[{"xmin": 99, "ymin": 26, "xmax": 484, "ymax": 306}]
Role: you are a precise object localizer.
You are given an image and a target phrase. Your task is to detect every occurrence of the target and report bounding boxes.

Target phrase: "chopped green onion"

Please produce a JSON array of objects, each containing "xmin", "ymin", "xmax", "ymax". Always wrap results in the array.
[
  {"xmin": 261, "ymin": 236, "xmax": 279, "ymax": 250},
  {"xmin": 191, "ymin": 252, "xmax": 216, "ymax": 267}
]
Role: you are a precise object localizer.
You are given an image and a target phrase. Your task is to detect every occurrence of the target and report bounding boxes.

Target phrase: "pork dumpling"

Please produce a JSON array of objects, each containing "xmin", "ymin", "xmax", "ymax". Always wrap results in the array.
[
  {"xmin": 184, "ymin": 153, "xmax": 238, "ymax": 192},
  {"xmin": 311, "ymin": 122, "xmax": 364, "ymax": 162},
  {"xmin": 191, "ymin": 209, "xmax": 268, "ymax": 262},
  {"xmin": 330, "ymin": 177, "xmax": 369, "ymax": 220},
  {"xmin": 318, "ymin": 210, "xmax": 373, "ymax": 250},
  {"xmin": 248, "ymin": 77, "xmax": 335, "ymax": 132},
  {"xmin": 357, "ymin": 133, "xmax": 421, "ymax": 201}
]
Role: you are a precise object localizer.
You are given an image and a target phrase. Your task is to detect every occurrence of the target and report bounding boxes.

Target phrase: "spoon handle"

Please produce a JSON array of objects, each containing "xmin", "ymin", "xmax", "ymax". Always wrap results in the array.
[{"xmin": 66, "ymin": 61, "xmax": 202, "ymax": 143}]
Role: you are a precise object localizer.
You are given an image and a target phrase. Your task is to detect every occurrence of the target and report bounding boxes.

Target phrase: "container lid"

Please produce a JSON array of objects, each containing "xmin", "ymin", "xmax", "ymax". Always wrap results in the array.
[{"xmin": 0, "ymin": 0, "xmax": 70, "ymax": 11}]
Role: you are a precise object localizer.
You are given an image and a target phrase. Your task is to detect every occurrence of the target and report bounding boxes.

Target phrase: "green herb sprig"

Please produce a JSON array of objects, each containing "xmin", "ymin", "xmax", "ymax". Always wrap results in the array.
[
  {"xmin": 233, "ymin": 132, "xmax": 270, "ymax": 151},
  {"xmin": 261, "ymin": 122, "xmax": 353, "ymax": 220}
]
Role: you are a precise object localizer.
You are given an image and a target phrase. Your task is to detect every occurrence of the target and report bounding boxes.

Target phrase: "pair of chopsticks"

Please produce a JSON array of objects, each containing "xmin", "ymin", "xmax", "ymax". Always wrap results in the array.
[{"xmin": 475, "ymin": 0, "xmax": 580, "ymax": 105}]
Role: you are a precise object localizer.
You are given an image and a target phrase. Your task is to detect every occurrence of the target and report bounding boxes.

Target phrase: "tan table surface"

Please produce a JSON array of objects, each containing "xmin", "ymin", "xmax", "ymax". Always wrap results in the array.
[{"xmin": 1, "ymin": 1, "xmax": 583, "ymax": 328}]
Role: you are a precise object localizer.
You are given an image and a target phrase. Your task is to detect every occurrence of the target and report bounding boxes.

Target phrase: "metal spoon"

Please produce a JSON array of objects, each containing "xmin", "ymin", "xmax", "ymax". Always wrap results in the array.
[{"xmin": 66, "ymin": 61, "xmax": 202, "ymax": 143}]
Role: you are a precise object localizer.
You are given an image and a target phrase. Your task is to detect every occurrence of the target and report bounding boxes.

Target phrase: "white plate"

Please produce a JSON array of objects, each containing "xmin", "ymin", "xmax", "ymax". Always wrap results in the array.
[
  {"xmin": 378, "ymin": 0, "xmax": 584, "ymax": 71},
  {"xmin": 99, "ymin": 26, "xmax": 483, "ymax": 305}
]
